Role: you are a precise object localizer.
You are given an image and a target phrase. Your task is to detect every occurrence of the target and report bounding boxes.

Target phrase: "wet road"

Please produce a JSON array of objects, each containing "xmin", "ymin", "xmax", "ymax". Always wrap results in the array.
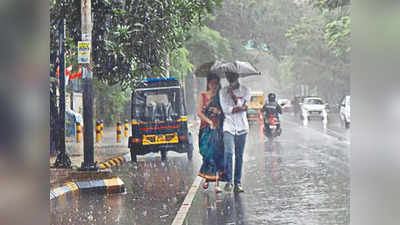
[
  {"xmin": 286, "ymin": 112, "xmax": 350, "ymax": 143},
  {"xmin": 185, "ymin": 116, "xmax": 350, "ymax": 225},
  {"xmin": 51, "ymin": 117, "xmax": 350, "ymax": 225},
  {"xmin": 50, "ymin": 152, "xmax": 201, "ymax": 225}
]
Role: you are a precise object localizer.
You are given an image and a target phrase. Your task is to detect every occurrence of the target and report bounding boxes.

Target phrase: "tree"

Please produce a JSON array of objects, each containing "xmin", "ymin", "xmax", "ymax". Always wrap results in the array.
[
  {"xmin": 201, "ymin": 0, "xmax": 351, "ymax": 101},
  {"xmin": 325, "ymin": 15, "xmax": 350, "ymax": 58},
  {"xmin": 309, "ymin": 0, "xmax": 351, "ymax": 11},
  {"xmin": 169, "ymin": 47, "xmax": 193, "ymax": 82},
  {"xmin": 284, "ymin": 4, "xmax": 350, "ymax": 101},
  {"xmin": 207, "ymin": 0, "xmax": 303, "ymax": 59},
  {"xmin": 50, "ymin": 0, "xmax": 223, "ymax": 88},
  {"xmin": 184, "ymin": 26, "xmax": 232, "ymax": 66},
  {"xmin": 94, "ymin": 79, "xmax": 130, "ymax": 126}
]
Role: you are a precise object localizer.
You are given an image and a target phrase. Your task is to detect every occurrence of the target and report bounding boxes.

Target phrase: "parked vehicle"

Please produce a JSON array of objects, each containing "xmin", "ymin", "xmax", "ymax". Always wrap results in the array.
[
  {"xmin": 339, "ymin": 95, "xmax": 351, "ymax": 128},
  {"xmin": 247, "ymin": 91, "xmax": 265, "ymax": 124},
  {"xmin": 300, "ymin": 97, "xmax": 328, "ymax": 121},
  {"xmin": 128, "ymin": 78, "xmax": 194, "ymax": 162},
  {"xmin": 65, "ymin": 109, "xmax": 82, "ymax": 137}
]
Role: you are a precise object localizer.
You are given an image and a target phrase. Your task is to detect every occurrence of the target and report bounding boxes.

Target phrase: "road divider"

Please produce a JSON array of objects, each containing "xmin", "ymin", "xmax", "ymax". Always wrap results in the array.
[
  {"xmin": 96, "ymin": 120, "xmax": 101, "ymax": 143},
  {"xmin": 124, "ymin": 120, "xmax": 129, "ymax": 137},
  {"xmin": 76, "ymin": 122, "xmax": 82, "ymax": 143},
  {"xmin": 98, "ymin": 155, "xmax": 127, "ymax": 169},
  {"xmin": 50, "ymin": 177, "xmax": 125, "ymax": 202},
  {"xmin": 116, "ymin": 121, "xmax": 122, "ymax": 143}
]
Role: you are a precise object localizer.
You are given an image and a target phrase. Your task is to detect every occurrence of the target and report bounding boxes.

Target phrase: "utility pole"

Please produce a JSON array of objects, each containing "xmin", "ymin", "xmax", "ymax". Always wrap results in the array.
[
  {"xmin": 80, "ymin": 0, "xmax": 97, "ymax": 170},
  {"xmin": 50, "ymin": 54, "xmax": 58, "ymax": 157},
  {"xmin": 54, "ymin": 18, "xmax": 72, "ymax": 168},
  {"xmin": 70, "ymin": 91, "xmax": 74, "ymax": 110}
]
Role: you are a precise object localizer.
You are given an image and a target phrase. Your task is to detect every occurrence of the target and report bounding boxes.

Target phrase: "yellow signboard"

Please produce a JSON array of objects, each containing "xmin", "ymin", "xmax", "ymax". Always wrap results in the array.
[
  {"xmin": 78, "ymin": 41, "xmax": 90, "ymax": 64},
  {"xmin": 142, "ymin": 133, "xmax": 179, "ymax": 145}
]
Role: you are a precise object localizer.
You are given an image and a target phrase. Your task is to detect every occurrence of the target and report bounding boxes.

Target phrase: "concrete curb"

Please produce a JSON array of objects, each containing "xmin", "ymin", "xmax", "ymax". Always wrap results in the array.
[
  {"xmin": 98, "ymin": 153, "xmax": 131, "ymax": 169},
  {"xmin": 50, "ymin": 153, "xmax": 130, "ymax": 202},
  {"xmin": 50, "ymin": 177, "xmax": 125, "ymax": 201}
]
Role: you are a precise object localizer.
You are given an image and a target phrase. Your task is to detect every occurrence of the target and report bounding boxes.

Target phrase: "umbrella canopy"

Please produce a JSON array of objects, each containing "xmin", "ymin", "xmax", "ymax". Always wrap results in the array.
[{"xmin": 194, "ymin": 60, "xmax": 261, "ymax": 78}]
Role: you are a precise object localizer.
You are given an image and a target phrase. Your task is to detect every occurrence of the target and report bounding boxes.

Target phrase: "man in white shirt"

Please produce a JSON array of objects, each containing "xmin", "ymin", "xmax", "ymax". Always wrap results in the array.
[{"xmin": 219, "ymin": 72, "xmax": 251, "ymax": 192}]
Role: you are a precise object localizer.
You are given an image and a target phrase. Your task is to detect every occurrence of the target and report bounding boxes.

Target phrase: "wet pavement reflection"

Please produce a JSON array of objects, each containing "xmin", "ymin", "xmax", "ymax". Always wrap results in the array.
[
  {"xmin": 51, "ymin": 117, "xmax": 349, "ymax": 225},
  {"xmin": 185, "ymin": 118, "xmax": 350, "ymax": 225},
  {"xmin": 51, "ymin": 153, "xmax": 200, "ymax": 225}
]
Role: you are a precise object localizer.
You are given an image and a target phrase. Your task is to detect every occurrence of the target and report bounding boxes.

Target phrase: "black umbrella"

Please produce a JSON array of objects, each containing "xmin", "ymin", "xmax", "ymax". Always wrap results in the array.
[{"xmin": 194, "ymin": 60, "xmax": 261, "ymax": 77}]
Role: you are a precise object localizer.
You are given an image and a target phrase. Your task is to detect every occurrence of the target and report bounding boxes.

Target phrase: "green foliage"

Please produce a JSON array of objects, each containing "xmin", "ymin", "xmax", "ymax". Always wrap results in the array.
[
  {"xmin": 94, "ymin": 79, "xmax": 131, "ymax": 126},
  {"xmin": 284, "ymin": 5, "xmax": 350, "ymax": 101},
  {"xmin": 207, "ymin": 0, "xmax": 302, "ymax": 59},
  {"xmin": 310, "ymin": 0, "xmax": 351, "ymax": 11},
  {"xmin": 200, "ymin": 0, "xmax": 350, "ymax": 101},
  {"xmin": 169, "ymin": 47, "xmax": 193, "ymax": 82},
  {"xmin": 50, "ymin": 0, "xmax": 222, "ymax": 88},
  {"xmin": 286, "ymin": 15, "xmax": 327, "ymax": 55},
  {"xmin": 185, "ymin": 26, "xmax": 232, "ymax": 66},
  {"xmin": 325, "ymin": 15, "xmax": 351, "ymax": 58}
]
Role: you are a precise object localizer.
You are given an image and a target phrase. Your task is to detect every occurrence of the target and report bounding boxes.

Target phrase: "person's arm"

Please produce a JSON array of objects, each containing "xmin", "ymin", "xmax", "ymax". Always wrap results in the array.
[
  {"xmin": 197, "ymin": 93, "xmax": 214, "ymax": 128},
  {"xmin": 241, "ymin": 86, "xmax": 251, "ymax": 111},
  {"xmin": 227, "ymin": 87, "xmax": 238, "ymax": 105},
  {"xmin": 261, "ymin": 102, "xmax": 267, "ymax": 112},
  {"xmin": 277, "ymin": 104, "xmax": 282, "ymax": 114},
  {"xmin": 230, "ymin": 88, "xmax": 250, "ymax": 113}
]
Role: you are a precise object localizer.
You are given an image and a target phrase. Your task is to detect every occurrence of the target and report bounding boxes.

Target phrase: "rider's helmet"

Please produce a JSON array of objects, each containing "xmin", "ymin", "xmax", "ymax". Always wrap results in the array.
[{"xmin": 268, "ymin": 93, "xmax": 276, "ymax": 103}]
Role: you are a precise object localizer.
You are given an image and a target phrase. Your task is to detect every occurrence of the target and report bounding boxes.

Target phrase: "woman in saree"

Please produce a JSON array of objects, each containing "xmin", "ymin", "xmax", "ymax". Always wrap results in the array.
[{"xmin": 197, "ymin": 73, "xmax": 224, "ymax": 192}]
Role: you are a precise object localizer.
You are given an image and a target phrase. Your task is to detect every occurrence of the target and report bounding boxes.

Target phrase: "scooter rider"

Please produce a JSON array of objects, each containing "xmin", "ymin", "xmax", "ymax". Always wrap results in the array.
[{"xmin": 261, "ymin": 93, "xmax": 282, "ymax": 135}]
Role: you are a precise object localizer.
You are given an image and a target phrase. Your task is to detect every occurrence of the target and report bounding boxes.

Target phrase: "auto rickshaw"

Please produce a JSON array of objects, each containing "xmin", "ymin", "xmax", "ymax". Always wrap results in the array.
[
  {"xmin": 128, "ymin": 78, "xmax": 194, "ymax": 162},
  {"xmin": 247, "ymin": 91, "xmax": 265, "ymax": 124}
]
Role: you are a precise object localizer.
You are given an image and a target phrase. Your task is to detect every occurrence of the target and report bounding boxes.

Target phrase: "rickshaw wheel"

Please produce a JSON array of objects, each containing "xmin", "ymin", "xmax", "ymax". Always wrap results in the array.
[{"xmin": 131, "ymin": 151, "xmax": 137, "ymax": 163}]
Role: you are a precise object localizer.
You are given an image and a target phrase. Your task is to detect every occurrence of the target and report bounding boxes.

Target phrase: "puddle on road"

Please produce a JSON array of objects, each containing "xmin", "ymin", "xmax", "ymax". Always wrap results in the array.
[
  {"xmin": 183, "ymin": 125, "xmax": 349, "ymax": 225},
  {"xmin": 51, "ymin": 156, "xmax": 197, "ymax": 225}
]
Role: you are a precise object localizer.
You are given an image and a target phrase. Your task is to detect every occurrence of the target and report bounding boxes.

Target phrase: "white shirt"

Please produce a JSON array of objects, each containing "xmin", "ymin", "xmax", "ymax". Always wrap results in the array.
[{"xmin": 219, "ymin": 85, "xmax": 251, "ymax": 135}]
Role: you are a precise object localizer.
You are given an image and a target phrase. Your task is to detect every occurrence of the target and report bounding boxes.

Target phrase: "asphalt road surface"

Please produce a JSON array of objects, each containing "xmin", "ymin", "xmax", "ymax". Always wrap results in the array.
[{"xmin": 51, "ymin": 116, "xmax": 350, "ymax": 225}]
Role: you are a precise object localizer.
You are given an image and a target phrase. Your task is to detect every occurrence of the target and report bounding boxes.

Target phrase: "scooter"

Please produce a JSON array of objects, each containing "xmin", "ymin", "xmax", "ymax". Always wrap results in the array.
[{"xmin": 264, "ymin": 113, "xmax": 281, "ymax": 140}]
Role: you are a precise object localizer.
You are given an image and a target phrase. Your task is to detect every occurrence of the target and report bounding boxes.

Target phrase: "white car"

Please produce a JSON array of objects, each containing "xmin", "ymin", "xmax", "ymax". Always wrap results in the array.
[
  {"xmin": 339, "ymin": 95, "xmax": 351, "ymax": 128},
  {"xmin": 300, "ymin": 97, "xmax": 328, "ymax": 121}
]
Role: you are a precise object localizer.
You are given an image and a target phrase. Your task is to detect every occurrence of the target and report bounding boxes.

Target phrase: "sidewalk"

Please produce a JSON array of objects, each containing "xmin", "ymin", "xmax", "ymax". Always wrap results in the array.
[
  {"xmin": 50, "ymin": 119, "xmax": 199, "ymax": 189},
  {"xmin": 50, "ymin": 127, "xmax": 130, "ymax": 187}
]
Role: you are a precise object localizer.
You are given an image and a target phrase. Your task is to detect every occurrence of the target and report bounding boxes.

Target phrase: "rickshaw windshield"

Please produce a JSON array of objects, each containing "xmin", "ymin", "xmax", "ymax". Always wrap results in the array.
[
  {"xmin": 133, "ymin": 88, "xmax": 181, "ymax": 122},
  {"xmin": 250, "ymin": 96, "xmax": 264, "ymax": 103}
]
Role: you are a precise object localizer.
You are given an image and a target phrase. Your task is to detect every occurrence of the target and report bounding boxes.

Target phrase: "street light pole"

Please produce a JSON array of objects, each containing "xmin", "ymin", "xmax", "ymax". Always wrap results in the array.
[{"xmin": 80, "ymin": 0, "xmax": 97, "ymax": 171}]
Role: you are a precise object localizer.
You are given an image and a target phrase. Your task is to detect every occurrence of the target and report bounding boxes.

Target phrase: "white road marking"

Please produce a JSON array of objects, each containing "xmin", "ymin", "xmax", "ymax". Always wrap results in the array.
[{"xmin": 171, "ymin": 176, "xmax": 202, "ymax": 225}]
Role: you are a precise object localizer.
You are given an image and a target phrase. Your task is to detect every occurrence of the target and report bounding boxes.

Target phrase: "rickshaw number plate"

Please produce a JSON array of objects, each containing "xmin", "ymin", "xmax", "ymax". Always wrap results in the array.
[{"xmin": 143, "ymin": 133, "xmax": 179, "ymax": 145}]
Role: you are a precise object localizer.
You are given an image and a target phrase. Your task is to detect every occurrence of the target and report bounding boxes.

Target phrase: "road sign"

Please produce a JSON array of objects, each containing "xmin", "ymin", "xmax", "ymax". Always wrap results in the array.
[{"xmin": 78, "ymin": 41, "xmax": 90, "ymax": 64}]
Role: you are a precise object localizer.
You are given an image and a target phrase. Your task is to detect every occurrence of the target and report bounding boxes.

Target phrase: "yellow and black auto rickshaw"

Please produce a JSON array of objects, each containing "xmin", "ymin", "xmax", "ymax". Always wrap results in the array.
[
  {"xmin": 128, "ymin": 78, "xmax": 193, "ymax": 162},
  {"xmin": 247, "ymin": 91, "xmax": 265, "ymax": 124}
]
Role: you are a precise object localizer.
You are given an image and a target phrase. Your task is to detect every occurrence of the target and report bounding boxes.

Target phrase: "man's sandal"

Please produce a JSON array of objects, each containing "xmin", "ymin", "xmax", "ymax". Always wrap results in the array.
[{"xmin": 202, "ymin": 181, "xmax": 209, "ymax": 189}]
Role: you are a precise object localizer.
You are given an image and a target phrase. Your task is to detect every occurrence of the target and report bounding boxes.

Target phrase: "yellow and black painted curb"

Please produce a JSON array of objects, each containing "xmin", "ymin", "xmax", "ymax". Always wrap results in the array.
[
  {"xmin": 98, "ymin": 154, "xmax": 129, "ymax": 169},
  {"xmin": 50, "ymin": 177, "xmax": 125, "ymax": 202}
]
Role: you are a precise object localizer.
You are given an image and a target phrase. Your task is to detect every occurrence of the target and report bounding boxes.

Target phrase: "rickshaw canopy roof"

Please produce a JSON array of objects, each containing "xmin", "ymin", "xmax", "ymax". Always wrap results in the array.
[
  {"xmin": 135, "ymin": 77, "xmax": 181, "ymax": 90},
  {"xmin": 251, "ymin": 91, "xmax": 264, "ymax": 96}
]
